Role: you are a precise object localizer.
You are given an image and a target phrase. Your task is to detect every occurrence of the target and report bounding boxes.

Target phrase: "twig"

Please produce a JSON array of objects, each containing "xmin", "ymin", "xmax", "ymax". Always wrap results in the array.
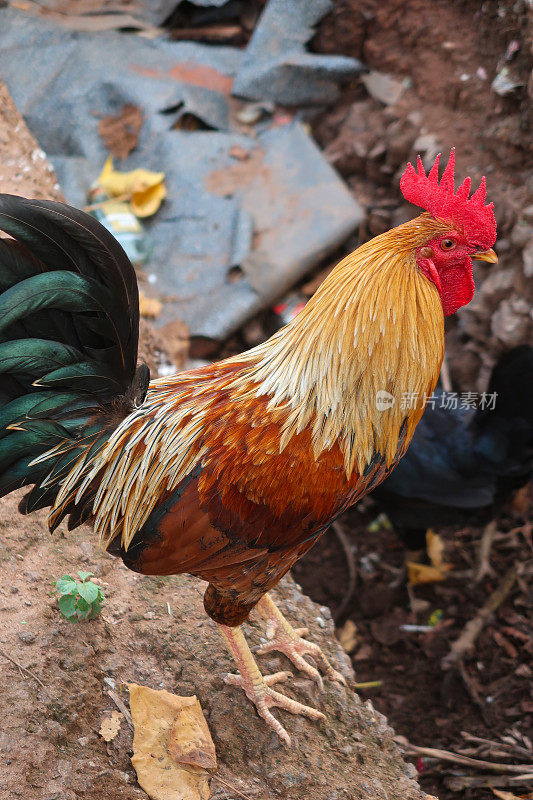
[
  {"xmin": 446, "ymin": 773, "xmax": 533, "ymax": 790},
  {"xmin": 331, "ymin": 521, "xmax": 357, "ymax": 622},
  {"xmin": 401, "ymin": 743, "xmax": 533, "ymax": 774},
  {"xmin": 211, "ymin": 775, "xmax": 254, "ymax": 800},
  {"xmin": 0, "ymin": 647, "xmax": 50, "ymax": 697},
  {"xmin": 458, "ymin": 659, "xmax": 492, "ymax": 726},
  {"xmin": 83, "ymin": 193, "xmax": 131, "ymax": 212},
  {"xmin": 442, "ymin": 565, "xmax": 517, "ymax": 668},
  {"xmin": 476, "ymin": 520, "xmax": 497, "ymax": 582},
  {"xmin": 353, "ymin": 680, "xmax": 383, "ymax": 689},
  {"xmin": 170, "ymin": 25, "xmax": 242, "ymax": 41},
  {"xmin": 462, "ymin": 731, "xmax": 533, "ymax": 761},
  {"xmin": 106, "ymin": 689, "xmax": 133, "ymax": 731}
]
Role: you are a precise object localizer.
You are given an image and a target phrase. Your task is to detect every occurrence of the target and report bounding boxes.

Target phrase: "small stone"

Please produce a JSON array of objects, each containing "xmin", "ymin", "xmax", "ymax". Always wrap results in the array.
[
  {"xmin": 511, "ymin": 221, "xmax": 533, "ymax": 247},
  {"xmin": 362, "ymin": 71, "xmax": 404, "ymax": 105},
  {"xmin": 480, "ymin": 268, "xmax": 515, "ymax": 304},
  {"xmin": 103, "ymin": 677, "xmax": 116, "ymax": 690},
  {"xmin": 18, "ymin": 631, "xmax": 36, "ymax": 644},
  {"xmin": 80, "ymin": 542, "xmax": 93, "ymax": 558},
  {"xmin": 491, "ymin": 297, "xmax": 531, "ymax": 346},
  {"xmin": 523, "ymin": 240, "xmax": 533, "ymax": 278}
]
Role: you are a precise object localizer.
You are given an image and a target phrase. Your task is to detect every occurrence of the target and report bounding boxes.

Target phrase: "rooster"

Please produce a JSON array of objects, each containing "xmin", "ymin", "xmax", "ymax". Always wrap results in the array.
[{"xmin": 0, "ymin": 150, "xmax": 497, "ymax": 744}]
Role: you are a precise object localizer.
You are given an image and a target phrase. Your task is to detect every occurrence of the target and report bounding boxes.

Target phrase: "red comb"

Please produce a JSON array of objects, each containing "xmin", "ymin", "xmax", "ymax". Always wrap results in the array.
[{"xmin": 400, "ymin": 148, "xmax": 496, "ymax": 248}]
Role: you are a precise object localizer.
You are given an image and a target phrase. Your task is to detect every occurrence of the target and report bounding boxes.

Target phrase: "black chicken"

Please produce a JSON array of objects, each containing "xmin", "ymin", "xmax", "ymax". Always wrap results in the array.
[{"xmin": 371, "ymin": 345, "xmax": 533, "ymax": 549}]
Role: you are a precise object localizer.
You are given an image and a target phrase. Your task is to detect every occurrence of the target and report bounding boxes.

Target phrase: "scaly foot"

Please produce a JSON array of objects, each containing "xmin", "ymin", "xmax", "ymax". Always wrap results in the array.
[
  {"xmin": 218, "ymin": 623, "xmax": 325, "ymax": 746},
  {"xmin": 255, "ymin": 593, "xmax": 346, "ymax": 691}
]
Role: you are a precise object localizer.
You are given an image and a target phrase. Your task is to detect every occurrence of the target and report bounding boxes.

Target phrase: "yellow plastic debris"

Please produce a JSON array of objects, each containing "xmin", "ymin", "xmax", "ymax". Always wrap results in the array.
[{"xmin": 96, "ymin": 157, "xmax": 166, "ymax": 217}]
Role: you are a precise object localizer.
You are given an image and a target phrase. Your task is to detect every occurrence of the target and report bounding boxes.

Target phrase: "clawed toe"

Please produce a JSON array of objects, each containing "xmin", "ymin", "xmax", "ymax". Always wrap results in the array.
[
  {"xmin": 224, "ymin": 667, "xmax": 325, "ymax": 746},
  {"xmin": 255, "ymin": 594, "xmax": 346, "ymax": 689}
]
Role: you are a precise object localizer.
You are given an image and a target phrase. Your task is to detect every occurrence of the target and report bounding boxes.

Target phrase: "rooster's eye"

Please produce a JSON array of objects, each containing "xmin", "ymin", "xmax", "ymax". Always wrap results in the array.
[{"xmin": 441, "ymin": 238, "xmax": 456, "ymax": 251}]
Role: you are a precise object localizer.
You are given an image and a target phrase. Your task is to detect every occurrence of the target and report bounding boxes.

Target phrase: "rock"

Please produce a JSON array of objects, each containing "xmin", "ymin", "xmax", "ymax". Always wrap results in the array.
[
  {"xmin": 18, "ymin": 630, "xmax": 36, "ymax": 644},
  {"xmin": 492, "ymin": 66, "xmax": 522, "ymax": 96},
  {"xmin": 362, "ymin": 71, "xmax": 404, "ymax": 106},
  {"xmin": 479, "ymin": 268, "xmax": 516, "ymax": 304},
  {"xmin": 79, "ymin": 541, "xmax": 93, "ymax": 558},
  {"xmin": 413, "ymin": 134, "xmax": 441, "ymax": 169},
  {"xmin": 511, "ymin": 221, "xmax": 533, "ymax": 247},
  {"xmin": 491, "ymin": 297, "xmax": 531, "ymax": 347},
  {"xmin": 523, "ymin": 240, "xmax": 533, "ymax": 278}
]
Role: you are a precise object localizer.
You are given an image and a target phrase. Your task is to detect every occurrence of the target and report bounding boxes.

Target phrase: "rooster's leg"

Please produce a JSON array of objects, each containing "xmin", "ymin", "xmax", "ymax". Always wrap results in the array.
[
  {"xmin": 254, "ymin": 593, "xmax": 346, "ymax": 690},
  {"xmin": 218, "ymin": 623, "xmax": 325, "ymax": 746}
]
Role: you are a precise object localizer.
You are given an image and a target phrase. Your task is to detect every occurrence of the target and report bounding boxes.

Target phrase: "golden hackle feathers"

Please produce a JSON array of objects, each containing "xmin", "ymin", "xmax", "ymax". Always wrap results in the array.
[{"xmin": 48, "ymin": 213, "xmax": 447, "ymax": 552}]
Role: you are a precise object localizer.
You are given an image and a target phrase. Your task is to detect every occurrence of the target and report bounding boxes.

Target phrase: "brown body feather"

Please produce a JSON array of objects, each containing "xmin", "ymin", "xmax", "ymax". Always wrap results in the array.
[{"xmin": 41, "ymin": 216, "xmax": 447, "ymax": 625}]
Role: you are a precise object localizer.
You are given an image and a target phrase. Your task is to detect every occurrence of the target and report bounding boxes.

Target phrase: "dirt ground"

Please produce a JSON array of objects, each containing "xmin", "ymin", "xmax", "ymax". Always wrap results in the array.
[{"xmin": 1, "ymin": 0, "xmax": 532, "ymax": 798}]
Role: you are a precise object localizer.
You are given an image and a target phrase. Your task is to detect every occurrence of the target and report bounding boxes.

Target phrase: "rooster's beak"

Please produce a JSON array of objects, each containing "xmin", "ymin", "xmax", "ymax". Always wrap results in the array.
[{"xmin": 474, "ymin": 248, "xmax": 498, "ymax": 263}]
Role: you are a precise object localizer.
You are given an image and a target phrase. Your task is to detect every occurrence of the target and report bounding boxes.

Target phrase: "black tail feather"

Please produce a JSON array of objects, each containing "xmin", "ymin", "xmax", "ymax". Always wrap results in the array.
[{"xmin": 0, "ymin": 194, "xmax": 146, "ymax": 527}]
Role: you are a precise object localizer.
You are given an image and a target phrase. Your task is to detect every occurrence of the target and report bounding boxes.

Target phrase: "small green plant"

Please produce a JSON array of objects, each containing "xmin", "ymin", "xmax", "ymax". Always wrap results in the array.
[{"xmin": 54, "ymin": 571, "xmax": 105, "ymax": 622}]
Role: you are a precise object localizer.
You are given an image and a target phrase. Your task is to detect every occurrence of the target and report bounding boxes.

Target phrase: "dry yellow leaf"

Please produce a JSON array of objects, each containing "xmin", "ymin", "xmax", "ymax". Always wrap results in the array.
[
  {"xmin": 127, "ymin": 683, "xmax": 215, "ymax": 800},
  {"xmin": 99, "ymin": 709, "xmax": 123, "ymax": 742},
  {"xmin": 139, "ymin": 293, "xmax": 163, "ymax": 319},
  {"xmin": 96, "ymin": 157, "xmax": 166, "ymax": 217},
  {"xmin": 168, "ymin": 705, "xmax": 217, "ymax": 771},
  {"xmin": 131, "ymin": 181, "xmax": 167, "ymax": 218},
  {"xmin": 338, "ymin": 619, "xmax": 358, "ymax": 654},
  {"xmin": 426, "ymin": 529, "xmax": 451, "ymax": 571},
  {"xmin": 407, "ymin": 562, "xmax": 447, "ymax": 586},
  {"xmin": 407, "ymin": 529, "xmax": 453, "ymax": 585}
]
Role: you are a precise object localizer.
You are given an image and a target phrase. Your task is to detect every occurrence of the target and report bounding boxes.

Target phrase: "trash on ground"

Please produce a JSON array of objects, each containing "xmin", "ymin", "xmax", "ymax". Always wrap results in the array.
[
  {"xmin": 0, "ymin": 6, "xmax": 364, "ymax": 341},
  {"xmin": 232, "ymin": 0, "xmax": 366, "ymax": 106},
  {"xmin": 94, "ymin": 157, "xmax": 167, "ymax": 217}
]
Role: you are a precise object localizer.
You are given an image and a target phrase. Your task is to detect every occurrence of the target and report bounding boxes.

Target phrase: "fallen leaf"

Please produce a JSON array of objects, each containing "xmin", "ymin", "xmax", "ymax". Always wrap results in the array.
[
  {"xmin": 98, "ymin": 104, "xmax": 143, "ymax": 160},
  {"xmin": 127, "ymin": 683, "xmax": 215, "ymax": 800},
  {"xmin": 130, "ymin": 181, "xmax": 167, "ymax": 218},
  {"xmin": 99, "ymin": 709, "xmax": 123, "ymax": 741},
  {"xmin": 407, "ymin": 562, "xmax": 448, "ymax": 586},
  {"xmin": 168, "ymin": 705, "xmax": 217, "ymax": 771},
  {"xmin": 96, "ymin": 157, "xmax": 166, "ymax": 217},
  {"xmin": 338, "ymin": 620, "xmax": 358, "ymax": 654},
  {"xmin": 407, "ymin": 529, "xmax": 453, "ymax": 585},
  {"xmin": 426, "ymin": 529, "xmax": 452, "ymax": 571},
  {"xmin": 139, "ymin": 293, "xmax": 163, "ymax": 319}
]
